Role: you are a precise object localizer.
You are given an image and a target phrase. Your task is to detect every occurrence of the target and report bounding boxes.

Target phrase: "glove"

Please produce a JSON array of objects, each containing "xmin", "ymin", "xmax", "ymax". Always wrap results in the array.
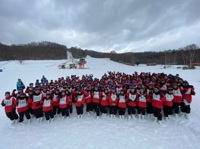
[
  {"xmin": 1, "ymin": 102, "xmax": 5, "ymax": 106},
  {"xmin": 13, "ymin": 89, "xmax": 16, "ymax": 92}
]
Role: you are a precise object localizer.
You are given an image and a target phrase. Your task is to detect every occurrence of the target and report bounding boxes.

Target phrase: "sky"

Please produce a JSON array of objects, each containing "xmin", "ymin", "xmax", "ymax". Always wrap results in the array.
[{"xmin": 0, "ymin": 0, "xmax": 200, "ymax": 53}]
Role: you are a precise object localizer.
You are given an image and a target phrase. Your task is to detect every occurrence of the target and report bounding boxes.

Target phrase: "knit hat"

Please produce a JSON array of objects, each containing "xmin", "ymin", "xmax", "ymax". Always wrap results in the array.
[{"xmin": 5, "ymin": 91, "xmax": 10, "ymax": 95}]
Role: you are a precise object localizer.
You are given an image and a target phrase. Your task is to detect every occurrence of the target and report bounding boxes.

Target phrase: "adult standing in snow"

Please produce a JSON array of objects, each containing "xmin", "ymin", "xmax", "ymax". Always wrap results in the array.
[
  {"xmin": 16, "ymin": 79, "xmax": 25, "ymax": 91},
  {"xmin": 41, "ymin": 75, "xmax": 48, "ymax": 85},
  {"xmin": 1, "ymin": 91, "xmax": 19, "ymax": 124}
]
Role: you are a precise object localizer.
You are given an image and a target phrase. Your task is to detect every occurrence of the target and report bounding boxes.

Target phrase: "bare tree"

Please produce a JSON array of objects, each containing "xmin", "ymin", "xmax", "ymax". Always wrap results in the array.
[{"xmin": 181, "ymin": 44, "xmax": 198, "ymax": 68}]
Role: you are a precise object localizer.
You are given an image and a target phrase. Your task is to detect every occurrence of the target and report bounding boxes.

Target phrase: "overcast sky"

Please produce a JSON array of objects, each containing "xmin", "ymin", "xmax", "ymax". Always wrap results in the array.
[{"xmin": 0, "ymin": 0, "xmax": 200, "ymax": 53}]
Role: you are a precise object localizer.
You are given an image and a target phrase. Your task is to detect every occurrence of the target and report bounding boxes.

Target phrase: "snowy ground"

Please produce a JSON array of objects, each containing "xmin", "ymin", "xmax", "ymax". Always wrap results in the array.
[{"xmin": 0, "ymin": 56, "xmax": 200, "ymax": 149}]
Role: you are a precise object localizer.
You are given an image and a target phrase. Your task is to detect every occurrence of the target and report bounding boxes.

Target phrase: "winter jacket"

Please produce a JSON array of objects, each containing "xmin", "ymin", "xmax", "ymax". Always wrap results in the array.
[{"xmin": 1, "ymin": 96, "xmax": 16, "ymax": 113}]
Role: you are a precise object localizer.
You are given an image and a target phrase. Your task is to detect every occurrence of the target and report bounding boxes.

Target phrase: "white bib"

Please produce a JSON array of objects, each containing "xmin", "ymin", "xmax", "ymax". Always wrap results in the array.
[
  {"xmin": 18, "ymin": 99, "xmax": 27, "ymax": 108},
  {"xmin": 102, "ymin": 93, "xmax": 107, "ymax": 100},
  {"xmin": 153, "ymin": 94, "xmax": 160, "ymax": 101},
  {"xmin": 93, "ymin": 92, "xmax": 99, "ymax": 98},
  {"xmin": 33, "ymin": 94, "xmax": 42, "ymax": 102},
  {"xmin": 59, "ymin": 97, "xmax": 66, "ymax": 104},
  {"xmin": 129, "ymin": 94, "xmax": 136, "ymax": 101},
  {"xmin": 4, "ymin": 98, "xmax": 13, "ymax": 106},
  {"xmin": 43, "ymin": 100, "xmax": 51, "ymax": 107},
  {"xmin": 173, "ymin": 89, "xmax": 182, "ymax": 96},
  {"xmin": 77, "ymin": 95, "xmax": 83, "ymax": 101},
  {"xmin": 139, "ymin": 95, "xmax": 146, "ymax": 102},
  {"xmin": 119, "ymin": 95, "xmax": 125, "ymax": 103},
  {"xmin": 165, "ymin": 94, "xmax": 173, "ymax": 101},
  {"xmin": 111, "ymin": 94, "xmax": 117, "ymax": 101}
]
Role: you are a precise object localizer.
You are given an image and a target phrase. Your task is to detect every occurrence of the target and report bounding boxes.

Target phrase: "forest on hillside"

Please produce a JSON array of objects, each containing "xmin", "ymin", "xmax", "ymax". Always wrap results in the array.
[{"xmin": 0, "ymin": 41, "xmax": 199, "ymax": 67}]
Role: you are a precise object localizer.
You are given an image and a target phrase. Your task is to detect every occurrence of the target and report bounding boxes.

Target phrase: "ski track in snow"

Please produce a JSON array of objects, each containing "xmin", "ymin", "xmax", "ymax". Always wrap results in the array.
[{"xmin": 0, "ymin": 56, "xmax": 200, "ymax": 149}]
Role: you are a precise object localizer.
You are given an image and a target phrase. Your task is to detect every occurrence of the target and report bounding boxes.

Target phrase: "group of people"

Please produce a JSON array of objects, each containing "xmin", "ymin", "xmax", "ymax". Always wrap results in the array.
[{"xmin": 1, "ymin": 72, "xmax": 195, "ymax": 125}]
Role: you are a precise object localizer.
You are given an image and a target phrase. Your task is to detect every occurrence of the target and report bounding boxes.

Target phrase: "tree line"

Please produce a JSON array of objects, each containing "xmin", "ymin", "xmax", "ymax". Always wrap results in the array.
[{"xmin": 0, "ymin": 41, "xmax": 199, "ymax": 67}]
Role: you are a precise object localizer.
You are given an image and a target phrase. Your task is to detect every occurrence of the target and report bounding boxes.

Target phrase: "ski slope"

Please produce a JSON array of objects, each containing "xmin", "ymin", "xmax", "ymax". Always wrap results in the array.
[{"xmin": 0, "ymin": 56, "xmax": 200, "ymax": 149}]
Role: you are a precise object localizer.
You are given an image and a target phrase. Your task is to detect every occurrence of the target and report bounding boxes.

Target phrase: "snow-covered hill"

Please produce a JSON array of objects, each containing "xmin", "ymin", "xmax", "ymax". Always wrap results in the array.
[{"xmin": 0, "ymin": 56, "xmax": 200, "ymax": 149}]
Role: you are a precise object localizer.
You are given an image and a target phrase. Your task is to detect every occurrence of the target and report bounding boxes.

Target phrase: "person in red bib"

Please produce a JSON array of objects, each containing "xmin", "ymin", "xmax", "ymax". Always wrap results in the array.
[
  {"xmin": 1, "ymin": 91, "xmax": 19, "ymax": 124},
  {"xmin": 42, "ymin": 91, "xmax": 54, "ymax": 123},
  {"xmin": 181, "ymin": 81, "xmax": 195, "ymax": 118},
  {"xmin": 163, "ymin": 87, "xmax": 174, "ymax": 119},
  {"xmin": 126, "ymin": 86, "xmax": 137, "ymax": 119},
  {"xmin": 15, "ymin": 93, "xmax": 31, "ymax": 124}
]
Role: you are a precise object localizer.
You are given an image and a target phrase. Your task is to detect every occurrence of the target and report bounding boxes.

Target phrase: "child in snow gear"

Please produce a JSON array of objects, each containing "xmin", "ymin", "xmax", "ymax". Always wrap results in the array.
[
  {"xmin": 52, "ymin": 89, "xmax": 61, "ymax": 116},
  {"xmin": 152, "ymin": 87, "xmax": 164, "ymax": 122},
  {"xmin": 100, "ymin": 88, "xmax": 109, "ymax": 117},
  {"xmin": 118, "ymin": 90, "xmax": 127, "ymax": 119},
  {"xmin": 42, "ymin": 91, "xmax": 54, "ymax": 123},
  {"xmin": 109, "ymin": 88, "xmax": 118, "ymax": 118},
  {"xmin": 30, "ymin": 88, "xmax": 44, "ymax": 122},
  {"xmin": 163, "ymin": 87, "xmax": 174, "ymax": 119},
  {"xmin": 15, "ymin": 93, "xmax": 31, "ymax": 124},
  {"xmin": 1, "ymin": 92, "xmax": 19, "ymax": 124},
  {"xmin": 92, "ymin": 87, "xmax": 101, "ymax": 118},
  {"xmin": 59, "ymin": 91, "xmax": 70, "ymax": 119},
  {"xmin": 137, "ymin": 87, "xmax": 147, "ymax": 119},
  {"xmin": 75, "ymin": 89, "xmax": 85, "ymax": 118},
  {"xmin": 181, "ymin": 82, "xmax": 195, "ymax": 118},
  {"xmin": 127, "ymin": 86, "xmax": 137, "ymax": 119}
]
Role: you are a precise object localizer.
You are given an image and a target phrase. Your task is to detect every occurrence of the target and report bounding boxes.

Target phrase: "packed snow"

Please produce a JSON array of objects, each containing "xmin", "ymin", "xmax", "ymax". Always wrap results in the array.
[{"xmin": 0, "ymin": 56, "xmax": 200, "ymax": 149}]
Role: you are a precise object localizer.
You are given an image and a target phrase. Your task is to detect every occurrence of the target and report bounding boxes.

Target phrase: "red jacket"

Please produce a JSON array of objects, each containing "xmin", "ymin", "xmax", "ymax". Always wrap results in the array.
[
  {"xmin": 118, "ymin": 94, "xmax": 127, "ymax": 108},
  {"xmin": 84, "ymin": 91, "xmax": 92, "ymax": 103},
  {"xmin": 67, "ymin": 95, "xmax": 72, "ymax": 106},
  {"xmin": 127, "ymin": 92, "xmax": 137, "ymax": 107},
  {"xmin": 1, "ymin": 96, "xmax": 16, "ymax": 113},
  {"xmin": 59, "ymin": 96, "xmax": 68, "ymax": 109},
  {"xmin": 42, "ymin": 98, "xmax": 53, "ymax": 112},
  {"xmin": 173, "ymin": 88, "xmax": 182, "ymax": 103},
  {"xmin": 92, "ymin": 91, "xmax": 102, "ymax": 103},
  {"xmin": 183, "ymin": 87, "xmax": 195, "ymax": 103},
  {"xmin": 137, "ymin": 94, "xmax": 147, "ymax": 108},
  {"xmin": 15, "ymin": 98, "xmax": 29, "ymax": 112},
  {"xmin": 100, "ymin": 92, "xmax": 109, "ymax": 106},
  {"xmin": 109, "ymin": 92, "xmax": 118, "ymax": 106},
  {"xmin": 52, "ymin": 93, "xmax": 59, "ymax": 106},
  {"xmin": 31, "ymin": 94, "xmax": 43, "ymax": 110},
  {"xmin": 163, "ymin": 93, "xmax": 173, "ymax": 107},
  {"xmin": 75, "ymin": 94, "xmax": 85, "ymax": 107},
  {"xmin": 151, "ymin": 93, "xmax": 164, "ymax": 109}
]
